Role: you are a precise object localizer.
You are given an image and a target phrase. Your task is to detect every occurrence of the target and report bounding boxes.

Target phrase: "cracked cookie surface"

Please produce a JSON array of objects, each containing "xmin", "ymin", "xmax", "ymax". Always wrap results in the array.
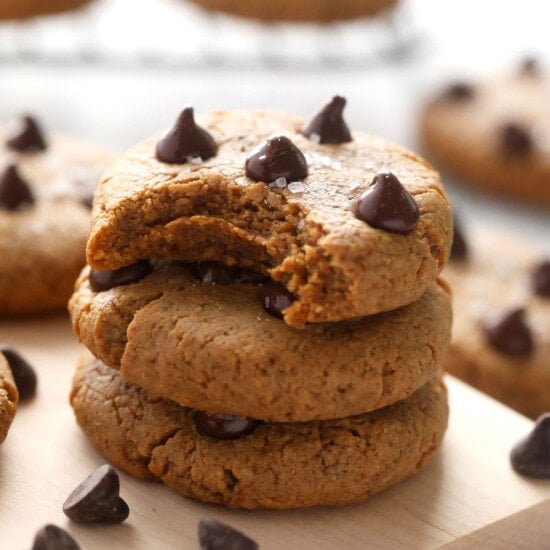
[
  {"xmin": 70, "ymin": 353, "xmax": 448, "ymax": 509},
  {"xmin": 0, "ymin": 353, "xmax": 18, "ymax": 444},
  {"xmin": 70, "ymin": 263, "xmax": 452, "ymax": 422},
  {"xmin": 87, "ymin": 109, "xmax": 452, "ymax": 327}
]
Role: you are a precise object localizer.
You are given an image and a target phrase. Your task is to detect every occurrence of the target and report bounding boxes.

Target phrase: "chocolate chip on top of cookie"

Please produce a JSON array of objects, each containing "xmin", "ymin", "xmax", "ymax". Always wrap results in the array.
[
  {"xmin": 449, "ymin": 215, "xmax": 468, "ymax": 261},
  {"xmin": 510, "ymin": 413, "xmax": 550, "ymax": 478},
  {"xmin": 532, "ymin": 260, "xmax": 550, "ymax": 297},
  {"xmin": 302, "ymin": 95, "xmax": 352, "ymax": 144},
  {"xmin": 500, "ymin": 123, "xmax": 533, "ymax": 155},
  {"xmin": 518, "ymin": 56, "xmax": 541, "ymax": 77},
  {"xmin": 442, "ymin": 82, "xmax": 475, "ymax": 101},
  {"xmin": 6, "ymin": 114, "xmax": 47, "ymax": 153},
  {"xmin": 484, "ymin": 307, "xmax": 534, "ymax": 357},
  {"xmin": 0, "ymin": 164, "xmax": 34, "ymax": 210}
]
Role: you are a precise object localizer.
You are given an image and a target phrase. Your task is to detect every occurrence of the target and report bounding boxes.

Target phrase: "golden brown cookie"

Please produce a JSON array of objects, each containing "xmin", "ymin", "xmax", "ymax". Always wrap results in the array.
[
  {"xmin": 0, "ymin": 116, "xmax": 112, "ymax": 315},
  {"xmin": 0, "ymin": 0, "xmax": 93, "ymax": 19},
  {"xmin": 87, "ymin": 108, "xmax": 452, "ymax": 328},
  {"xmin": 70, "ymin": 353, "xmax": 448, "ymax": 509},
  {"xmin": 69, "ymin": 262, "xmax": 452, "ymax": 422},
  {"xmin": 0, "ymin": 353, "xmax": 18, "ymax": 444},
  {"xmin": 444, "ymin": 227, "xmax": 550, "ymax": 418},
  {"xmin": 420, "ymin": 61, "xmax": 550, "ymax": 206}
]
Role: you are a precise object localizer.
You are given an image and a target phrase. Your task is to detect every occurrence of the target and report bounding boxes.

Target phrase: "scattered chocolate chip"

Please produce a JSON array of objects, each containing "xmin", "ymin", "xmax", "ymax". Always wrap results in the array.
[
  {"xmin": 81, "ymin": 191, "xmax": 94, "ymax": 210},
  {"xmin": 302, "ymin": 95, "xmax": 352, "ymax": 144},
  {"xmin": 0, "ymin": 345, "xmax": 37, "ymax": 400},
  {"xmin": 6, "ymin": 114, "xmax": 47, "ymax": 152},
  {"xmin": 510, "ymin": 413, "xmax": 550, "ymax": 478},
  {"xmin": 199, "ymin": 518, "xmax": 259, "ymax": 550},
  {"xmin": 519, "ymin": 56, "xmax": 540, "ymax": 76},
  {"xmin": 532, "ymin": 260, "xmax": 550, "ymax": 297},
  {"xmin": 89, "ymin": 260, "xmax": 153, "ymax": 292},
  {"xmin": 355, "ymin": 171, "xmax": 419, "ymax": 234},
  {"xmin": 245, "ymin": 136, "xmax": 308, "ymax": 184},
  {"xmin": 194, "ymin": 411, "xmax": 259, "ymax": 440},
  {"xmin": 63, "ymin": 464, "xmax": 129, "ymax": 524},
  {"xmin": 32, "ymin": 524, "xmax": 80, "ymax": 550},
  {"xmin": 191, "ymin": 261, "xmax": 266, "ymax": 285},
  {"xmin": 484, "ymin": 307, "xmax": 533, "ymax": 356},
  {"xmin": 263, "ymin": 283, "xmax": 296, "ymax": 319},
  {"xmin": 155, "ymin": 107, "xmax": 217, "ymax": 164},
  {"xmin": 450, "ymin": 216, "xmax": 468, "ymax": 261},
  {"xmin": 500, "ymin": 123, "xmax": 533, "ymax": 155},
  {"xmin": 0, "ymin": 164, "xmax": 34, "ymax": 210},
  {"xmin": 442, "ymin": 82, "xmax": 474, "ymax": 101}
]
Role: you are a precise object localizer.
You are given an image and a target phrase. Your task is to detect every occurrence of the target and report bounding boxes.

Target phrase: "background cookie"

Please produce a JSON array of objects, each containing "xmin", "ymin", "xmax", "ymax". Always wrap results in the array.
[
  {"xmin": 70, "ymin": 263, "xmax": 452, "ymax": 422},
  {"xmin": 0, "ymin": 352, "xmax": 18, "ymax": 444},
  {"xmin": 444, "ymin": 227, "xmax": 549, "ymax": 418},
  {"xmin": 0, "ymin": 0, "xmax": 93, "ymax": 20},
  {"xmin": 87, "ymin": 108, "xmax": 452, "ymax": 327},
  {"xmin": 70, "ymin": 353, "xmax": 448, "ymax": 509},
  {"xmin": 420, "ymin": 62, "xmax": 550, "ymax": 206}
]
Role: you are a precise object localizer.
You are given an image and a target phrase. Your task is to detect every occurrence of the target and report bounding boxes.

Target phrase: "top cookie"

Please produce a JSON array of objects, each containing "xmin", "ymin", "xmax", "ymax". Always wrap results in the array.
[{"xmin": 87, "ymin": 104, "xmax": 452, "ymax": 327}]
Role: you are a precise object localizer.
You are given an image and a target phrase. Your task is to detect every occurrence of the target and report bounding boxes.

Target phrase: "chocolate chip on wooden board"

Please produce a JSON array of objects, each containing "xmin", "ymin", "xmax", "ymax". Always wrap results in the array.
[
  {"xmin": 6, "ymin": 114, "xmax": 47, "ymax": 153},
  {"xmin": 0, "ymin": 345, "xmax": 37, "ymax": 400},
  {"xmin": 198, "ymin": 518, "xmax": 259, "ymax": 550},
  {"xmin": 510, "ymin": 413, "xmax": 550, "ymax": 478},
  {"xmin": 32, "ymin": 525, "xmax": 80, "ymax": 550}
]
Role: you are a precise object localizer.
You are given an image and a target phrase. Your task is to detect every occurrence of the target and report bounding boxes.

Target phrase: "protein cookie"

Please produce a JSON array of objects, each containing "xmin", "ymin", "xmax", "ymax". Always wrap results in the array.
[
  {"xmin": 443, "ymin": 227, "xmax": 550, "ymax": 418},
  {"xmin": 0, "ymin": 0, "xmax": 93, "ymax": 19},
  {"xmin": 0, "ymin": 352, "xmax": 18, "ymax": 444},
  {"xmin": 69, "ymin": 262, "xmax": 451, "ymax": 422},
  {"xmin": 87, "ymin": 103, "xmax": 452, "ymax": 327},
  {"xmin": 70, "ymin": 353, "xmax": 448, "ymax": 509},
  {"xmin": 0, "ymin": 115, "xmax": 111, "ymax": 315},
  {"xmin": 420, "ymin": 59, "xmax": 550, "ymax": 206}
]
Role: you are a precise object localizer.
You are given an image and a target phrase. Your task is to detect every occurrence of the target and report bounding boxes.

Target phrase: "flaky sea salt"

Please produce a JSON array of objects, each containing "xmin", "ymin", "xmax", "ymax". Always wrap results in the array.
[
  {"xmin": 287, "ymin": 181, "xmax": 304, "ymax": 193},
  {"xmin": 348, "ymin": 181, "xmax": 361, "ymax": 191},
  {"xmin": 308, "ymin": 133, "xmax": 321, "ymax": 144},
  {"xmin": 305, "ymin": 152, "xmax": 341, "ymax": 171},
  {"xmin": 268, "ymin": 177, "xmax": 287, "ymax": 189},
  {"xmin": 297, "ymin": 219, "xmax": 305, "ymax": 230},
  {"xmin": 186, "ymin": 156, "xmax": 203, "ymax": 165}
]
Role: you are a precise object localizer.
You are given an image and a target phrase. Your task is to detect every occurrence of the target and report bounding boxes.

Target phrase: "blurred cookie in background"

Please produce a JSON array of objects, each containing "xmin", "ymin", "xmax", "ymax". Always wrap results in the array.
[{"xmin": 0, "ymin": 0, "xmax": 94, "ymax": 20}]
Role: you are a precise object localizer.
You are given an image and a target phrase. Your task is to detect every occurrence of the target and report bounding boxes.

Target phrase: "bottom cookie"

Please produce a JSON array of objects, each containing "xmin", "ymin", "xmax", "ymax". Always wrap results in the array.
[
  {"xmin": 70, "ymin": 353, "xmax": 448, "ymax": 509},
  {"xmin": 0, "ymin": 353, "xmax": 18, "ymax": 444}
]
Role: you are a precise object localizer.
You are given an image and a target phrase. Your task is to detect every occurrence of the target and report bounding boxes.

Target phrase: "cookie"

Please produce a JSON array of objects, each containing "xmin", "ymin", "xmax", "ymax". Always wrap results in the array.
[
  {"xmin": 69, "ymin": 261, "xmax": 451, "ymax": 422},
  {"xmin": 87, "ymin": 105, "xmax": 452, "ymax": 327},
  {"xmin": 0, "ymin": 0, "xmax": 93, "ymax": 19},
  {"xmin": 420, "ymin": 59, "xmax": 550, "ymax": 206},
  {"xmin": 70, "ymin": 353, "xmax": 448, "ymax": 509},
  {"xmin": 184, "ymin": 0, "xmax": 398, "ymax": 23},
  {"xmin": 443, "ymin": 227, "xmax": 550, "ymax": 418},
  {"xmin": 0, "ymin": 352, "xmax": 18, "ymax": 444},
  {"xmin": 0, "ymin": 115, "xmax": 111, "ymax": 315}
]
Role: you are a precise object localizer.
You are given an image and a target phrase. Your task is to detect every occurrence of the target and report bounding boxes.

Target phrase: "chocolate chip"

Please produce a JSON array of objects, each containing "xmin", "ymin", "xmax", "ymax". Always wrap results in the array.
[
  {"xmin": 302, "ymin": 95, "xmax": 352, "ymax": 144},
  {"xmin": 532, "ymin": 260, "xmax": 550, "ymax": 297},
  {"xmin": 194, "ymin": 411, "xmax": 259, "ymax": 440},
  {"xmin": 442, "ymin": 82, "xmax": 474, "ymax": 101},
  {"xmin": 81, "ymin": 191, "xmax": 94, "ymax": 210},
  {"xmin": 0, "ymin": 164, "xmax": 34, "ymax": 210},
  {"xmin": 0, "ymin": 345, "xmax": 37, "ymax": 400},
  {"xmin": 500, "ymin": 123, "xmax": 532, "ymax": 155},
  {"xmin": 484, "ymin": 307, "xmax": 533, "ymax": 356},
  {"xmin": 510, "ymin": 413, "xmax": 550, "ymax": 478},
  {"xmin": 32, "ymin": 525, "xmax": 80, "ymax": 550},
  {"xmin": 263, "ymin": 283, "xmax": 296, "ymax": 319},
  {"xmin": 355, "ymin": 171, "xmax": 419, "ymax": 234},
  {"xmin": 245, "ymin": 136, "xmax": 308, "ymax": 184},
  {"xmin": 89, "ymin": 260, "xmax": 153, "ymax": 292},
  {"xmin": 199, "ymin": 518, "xmax": 258, "ymax": 550},
  {"xmin": 63, "ymin": 464, "xmax": 129, "ymax": 524},
  {"xmin": 6, "ymin": 114, "xmax": 47, "ymax": 153},
  {"xmin": 519, "ymin": 56, "xmax": 540, "ymax": 76},
  {"xmin": 191, "ymin": 261, "xmax": 266, "ymax": 285},
  {"xmin": 450, "ymin": 216, "xmax": 468, "ymax": 261},
  {"xmin": 156, "ymin": 107, "xmax": 217, "ymax": 164}
]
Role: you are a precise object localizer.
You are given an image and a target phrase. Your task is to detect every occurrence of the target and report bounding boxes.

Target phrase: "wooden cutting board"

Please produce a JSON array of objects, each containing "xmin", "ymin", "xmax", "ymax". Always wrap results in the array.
[{"xmin": 0, "ymin": 315, "xmax": 548, "ymax": 549}]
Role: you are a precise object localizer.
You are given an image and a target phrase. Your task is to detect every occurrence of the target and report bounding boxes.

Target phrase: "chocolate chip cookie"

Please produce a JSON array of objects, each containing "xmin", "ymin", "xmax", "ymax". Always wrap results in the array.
[
  {"xmin": 0, "ymin": 0, "xmax": 93, "ymax": 19},
  {"xmin": 0, "ymin": 116, "xmax": 112, "ymax": 315},
  {"xmin": 420, "ymin": 59, "xmax": 550, "ymax": 206},
  {"xmin": 444, "ymin": 227, "xmax": 550, "ymax": 418},
  {"xmin": 70, "ymin": 353, "xmax": 448, "ymax": 509},
  {"xmin": 69, "ymin": 262, "xmax": 451, "ymax": 422},
  {"xmin": 87, "ymin": 105, "xmax": 452, "ymax": 327},
  {"xmin": 0, "ymin": 352, "xmax": 18, "ymax": 444}
]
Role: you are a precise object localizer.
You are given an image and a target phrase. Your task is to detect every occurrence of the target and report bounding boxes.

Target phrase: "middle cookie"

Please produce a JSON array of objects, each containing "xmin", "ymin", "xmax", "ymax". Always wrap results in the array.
[{"xmin": 70, "ymin": 262, "xmax": 451, "ymax": 422}]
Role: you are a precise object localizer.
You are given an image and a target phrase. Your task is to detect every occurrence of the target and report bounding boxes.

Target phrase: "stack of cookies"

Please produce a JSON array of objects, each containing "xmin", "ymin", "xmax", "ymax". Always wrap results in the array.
[{"xmin": 69, "ymin": 98, "xmax": 453, "ymax": 509}]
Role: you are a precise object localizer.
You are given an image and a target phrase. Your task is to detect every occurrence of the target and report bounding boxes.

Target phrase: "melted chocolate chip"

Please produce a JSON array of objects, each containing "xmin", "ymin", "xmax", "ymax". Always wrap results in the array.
[
  {"xmin": 198, "ymin": 518, "xmax": 259, "ymax": 550},
  {"xmin": 191, "ymin": 261, "xmax": 266, "ymax": 285},
  {"xmin": 519, "ymin": 56, "xmax": 540, "ymax": 76},
  {"xmin": 63, "ymin": 465, "xmax": 129, "ymax": 524},
  {"xmin": 450, "ymin": 216, "xmax": 468, "ymax": 261},
  {"xmin": 89, "ymin": 260, "xmax": 153, "ymax": 292},
  {"xmin": 0, "ymin": 345, "xmax": 37, "ymax": 400},
  {"xmin": 302, "ymin": 95, "xmax": 352, "ymax": 144},
  {"xmin": 245, "ymin": 136, "xmax": 308, "ymax": 184},
  {"xmin": 6, "ymin": 115, "xmax": 47, "ymax": 153},
  {"xmin": 263, "ymin": 284, "xmax": 296, "ymax": 319},
  {"xmin": 532, "ymin": 260, "xmax": 550, "ymax": 297},
  {"xmin": 500, "ymin": 123, "xmax": 533, "ymax": 155},
  {"xmin": 510, "ymin": 413, "xmax": 550, "ymax": 478},
  {"xmin": 32, "ymin": 525, "xmax": 80, "ymax": 550},
  {"xmin": 156, "ymin": 107, "xmax": 217, "ymax": 164},
  {"xmin": 484, "ymin": 307, "xmax": 533, "ymax": 356},
  {"xmin": 442, "ymin": 82, "xmax": 474, "ymax": 101},
  {"xmin": 355, "ymin": 171, "xmax": 419, "ymax": 234},
  {"xmin": 0, "ymin": 164, "xmax": 34, "ymax": 210},
  {"xmin": 194, "ymin": 411, "xmax": 259, "ymax": 440}
]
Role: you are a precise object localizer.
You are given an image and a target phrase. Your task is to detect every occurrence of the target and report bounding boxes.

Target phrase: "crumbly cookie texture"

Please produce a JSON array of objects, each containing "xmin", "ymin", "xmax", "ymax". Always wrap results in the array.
[
  {"xmin": 420, "ymin": 69, "xmax": 550, "ymax": 205},
  {"xmin": 184, "ymin": 0, "xmax": 398, "ymax": 22},
  {"xmin": 87, "ymin": 110, "xmax": 452, "ymax": 327},
  {"xmin": 0, "ymin": 127, "xmax": 112, "ymax": 315},
  {"xmin": 0, "ymin": 353, "xmax": 18, "ymax": 444},
  {"xmin": 443, "ymin": 229, "xmax": 549, "ymax": 419},
  {"xmin": 70, "ymin": 263, "xmax": 451, "ymax": 422},
  {"xmin": 0, "ymin": 0, "xmax": 93, "ymax": 19},
  {"xmin": 70, "ymin": 353, "xmax": 448, "ymax": 510}
]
